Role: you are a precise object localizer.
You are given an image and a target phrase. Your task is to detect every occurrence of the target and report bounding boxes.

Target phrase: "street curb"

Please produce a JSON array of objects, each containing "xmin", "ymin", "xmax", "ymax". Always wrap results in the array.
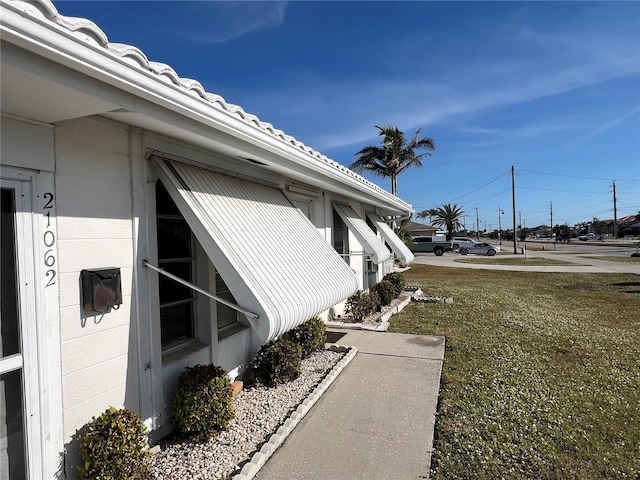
[{"xmin": 231, "ymin": 345, "xmax": 358, "ymax": 480}]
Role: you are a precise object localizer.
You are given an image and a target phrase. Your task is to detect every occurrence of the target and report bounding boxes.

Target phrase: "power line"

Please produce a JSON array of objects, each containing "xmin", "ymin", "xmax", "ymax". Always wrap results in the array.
[
  {"xmin": 517, "ymin": 185, "xmax": 603, "ymax": 194},
  {"xmin": 519, "ymin": 169, "xmax": 627, "ymax": 182},
  {"xmin": 445, "ymin": 170, "xmax": 511, "ymax": 204}
]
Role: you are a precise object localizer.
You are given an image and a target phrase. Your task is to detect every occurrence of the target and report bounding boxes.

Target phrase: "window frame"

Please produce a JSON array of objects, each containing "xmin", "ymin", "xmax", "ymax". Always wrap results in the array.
[
  {"xmin": 155, "ymin": 181, "xmax": 201, "ymax": 358},
  {"xmin": 213, "ymin": 267, "xmax": 247, "ymax": 340},
  {"xmin": 332, "ymin": 207, "xmax": 350, "ymax": 263}
]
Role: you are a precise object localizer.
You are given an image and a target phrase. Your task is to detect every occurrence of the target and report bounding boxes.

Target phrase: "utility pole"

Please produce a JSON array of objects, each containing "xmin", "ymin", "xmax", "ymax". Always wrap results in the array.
[
  {"xmin": 613, "ymin": 181, "xmax": 618, "ymax": 239},
  {"xmin": 476, "ymin": 207, "xmax": 480, "ymax": 241},
  {"xmin": 498, "ymin": 207, "xmax": 504, "ymax": 244},
  {"xmin": 511, "ymin": 166, "xmax": 517, "ymax": 254},
  {"xmin": 550, "ymin": 201, "xmax": 553, "ymax": 238},
  {"xmin": 519, "ymin": 211, "xmax": 522, "ymax": 231}
]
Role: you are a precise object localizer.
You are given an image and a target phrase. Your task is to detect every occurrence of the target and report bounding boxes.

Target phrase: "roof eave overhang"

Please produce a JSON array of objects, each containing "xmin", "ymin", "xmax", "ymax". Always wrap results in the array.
[{"xmin": 1, "ymin": 0, "xmax": 413, "ymax": 217}]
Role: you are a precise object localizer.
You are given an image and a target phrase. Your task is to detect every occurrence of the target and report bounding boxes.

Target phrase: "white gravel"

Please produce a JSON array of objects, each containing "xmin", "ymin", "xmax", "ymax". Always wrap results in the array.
[{"xmin": 151, "ymin": 349, "xmax": 345, "ymax": 480}]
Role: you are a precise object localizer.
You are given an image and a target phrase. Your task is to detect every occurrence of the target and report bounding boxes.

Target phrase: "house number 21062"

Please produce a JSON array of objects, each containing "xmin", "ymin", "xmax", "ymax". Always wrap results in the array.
[{"xmin": 43, "ymin": 192, "xmax": 56, "ymax": 287}]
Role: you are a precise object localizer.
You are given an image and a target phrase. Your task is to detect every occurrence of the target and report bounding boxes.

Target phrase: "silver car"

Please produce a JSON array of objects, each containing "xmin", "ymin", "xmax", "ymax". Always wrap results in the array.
[{"xmin": 459, "ymin": 242, "xmax": 500, "ymax": 256}]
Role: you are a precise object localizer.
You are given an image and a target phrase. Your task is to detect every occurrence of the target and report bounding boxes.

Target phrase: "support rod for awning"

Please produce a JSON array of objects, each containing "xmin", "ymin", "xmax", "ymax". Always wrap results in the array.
[{"xmin": 143, "ymin": 260, "xmax": 260, "ymax": 325}]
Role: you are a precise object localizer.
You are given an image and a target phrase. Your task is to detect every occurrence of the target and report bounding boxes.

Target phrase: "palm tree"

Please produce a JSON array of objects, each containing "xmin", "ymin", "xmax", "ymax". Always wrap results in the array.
[
  {"xmin": 350, "ymin": 125, "xmax": 435, "ymax": 196},
  {"xmin": 426, "ymin": 208, "xmax": 438, "ymax": 225},
  {"xmin": 416, "ymin": 208, "xmax": 438, "ymax": 225},
  {"xmin": 432, "ymin": 203, "xmax": 465, "ymax": 239}
]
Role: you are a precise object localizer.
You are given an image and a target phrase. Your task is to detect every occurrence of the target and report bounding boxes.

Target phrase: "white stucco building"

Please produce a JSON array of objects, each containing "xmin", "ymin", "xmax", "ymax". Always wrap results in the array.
[{"xmin": 0, "ymin": 0, "xmax": 414, "ymax": 478}]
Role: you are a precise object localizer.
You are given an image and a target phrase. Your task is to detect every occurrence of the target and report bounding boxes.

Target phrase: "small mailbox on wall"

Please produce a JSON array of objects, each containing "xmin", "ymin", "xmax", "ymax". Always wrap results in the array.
[{"xmin": 81, "ymin": 268, "xmax": 122, "ymax": 313}]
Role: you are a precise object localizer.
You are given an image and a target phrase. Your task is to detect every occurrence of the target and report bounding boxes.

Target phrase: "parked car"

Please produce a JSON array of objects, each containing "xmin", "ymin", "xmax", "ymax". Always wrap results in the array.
[
  {"xmin": 458, "ymin": 242, "xmax": 500, "ymax": 256},
  {"xmin": 451, "ymin": 237, "xmax": 476, "ymax": 250},
  {"xmin": 578, "ymin": 233, "xmax": 606, "ymax": 241}
]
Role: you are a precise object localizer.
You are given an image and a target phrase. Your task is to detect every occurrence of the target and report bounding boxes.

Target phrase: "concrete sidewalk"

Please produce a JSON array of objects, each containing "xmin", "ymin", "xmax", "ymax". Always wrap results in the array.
[{"xmin": 254, "ymin": 330, "xmax": 445, "ymax": 480}]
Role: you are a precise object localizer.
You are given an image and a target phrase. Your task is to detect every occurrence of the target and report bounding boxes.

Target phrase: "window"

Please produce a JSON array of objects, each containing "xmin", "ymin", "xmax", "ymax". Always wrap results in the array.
[
  {"xmin": 333, "ymin": 208, "xmax": 349, "ymax": 261},
  {"xmin": 155, "ymin": 182, "xmax": 196, "ymax": 349},
  {"xmin": 215, "ymin": 270, "xmax": 244, "ymax": 339},
  {"xmin": 366, "ymin": 215, "xmax": 377, "ymax": 235},
  {"xmin": 153, "ymin": 156, "xmax": 359, "ymax": 343},
  {"xmin": 290, "ymin": 199, "xmax": 311, "ymax": 220}
]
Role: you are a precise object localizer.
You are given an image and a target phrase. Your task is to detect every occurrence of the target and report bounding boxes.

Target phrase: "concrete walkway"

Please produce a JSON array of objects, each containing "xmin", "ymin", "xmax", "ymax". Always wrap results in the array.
[
  {"xmin": 254, "ymin": 330, "xmax": 445, "ymax": 480},
  {"xmin": 413, "ymin": 250, "xmax": 639, "ymax": 275},
  {"xmin": 250, "ymin": 252, "xmax": 636, "ymax": 480}
]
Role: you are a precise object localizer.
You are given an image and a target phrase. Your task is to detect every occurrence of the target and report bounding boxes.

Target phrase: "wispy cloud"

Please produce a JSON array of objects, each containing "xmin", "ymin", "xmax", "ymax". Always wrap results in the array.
[
  {"xmin": 456, "ymin": 120, "xmax": 582, "ymax": 139},
  {"xmin": 206, "ymin": 1, "xmax": 638, "ymax": 160},
  {"xmin": 581, "ymin": 106, "xmax": 640, "ymax": 139},
  {"xmin": 164, "ymin": 1, "xmax": 288, "ymax": 44},
  {"xmin": 272, "ymin": 21, "xmax": 637, "ymax": 151}
]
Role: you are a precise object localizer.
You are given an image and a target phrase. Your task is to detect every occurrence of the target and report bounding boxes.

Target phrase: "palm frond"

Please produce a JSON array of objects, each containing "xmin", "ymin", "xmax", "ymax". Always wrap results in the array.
[{"xmin": 353, "ymin": 125, "xmax": 437, "ymax": 195}]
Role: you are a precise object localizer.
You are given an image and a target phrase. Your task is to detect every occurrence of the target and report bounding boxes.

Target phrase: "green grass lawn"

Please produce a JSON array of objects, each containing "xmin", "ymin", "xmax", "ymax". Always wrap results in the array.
[{"xmin": 391, "ymin": 265, "xmax": 639, "ymax": 479}]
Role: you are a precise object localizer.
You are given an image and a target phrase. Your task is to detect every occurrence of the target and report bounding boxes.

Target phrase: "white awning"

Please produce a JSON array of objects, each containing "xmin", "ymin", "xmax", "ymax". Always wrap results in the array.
[
  {"xmin": 367, "ymin": 213, "xmax": 415, "ymax": 265},
  {"xmin": 332, "ymin": 203, "xmax": 391, "ymax": 264},
  {"xmin": 153, "ymin": 156, "xmax": 359, "ymax": 342}
]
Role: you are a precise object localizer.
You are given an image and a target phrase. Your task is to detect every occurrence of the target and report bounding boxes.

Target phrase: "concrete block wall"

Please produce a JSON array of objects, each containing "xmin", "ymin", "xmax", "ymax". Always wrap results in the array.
[{"xmin": 54, "ymin": 116, "xmax": 139, "ymax": 477}]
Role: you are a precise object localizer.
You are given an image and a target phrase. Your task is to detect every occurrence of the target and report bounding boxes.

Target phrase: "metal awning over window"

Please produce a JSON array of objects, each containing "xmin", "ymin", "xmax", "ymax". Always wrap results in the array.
[
  {"xmin": 333, "ymin": 203, "xmax": 391, "ymax": 264},
  {"xmin": 152, "ymin": 156, "xmax": 359, "ymax": 342},
  {"xmin": 367, "ymin": 213, "xmax": 414, "ymax": 265}
]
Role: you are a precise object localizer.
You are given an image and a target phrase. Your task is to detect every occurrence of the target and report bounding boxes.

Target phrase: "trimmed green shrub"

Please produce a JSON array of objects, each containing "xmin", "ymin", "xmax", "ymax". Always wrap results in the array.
[
  {"xmin": 253, "ymin": 338, "xmax": 302, "ymax": 386},
  {"xmin": 383, "ymin": 272, "xmax": 406, "ymax": 297},
  {"xmin": 372, "ymin": 280, "xmax": 396, "ymax": 306},
  {"xmin": 172, "ymin": 364, "xmax": 235, "ymax": 437},
  {"xmin": 283, "ymin": 316, "xmax": 326, "ymax": 359},
  {"xmin": 397, "ymin": 228, "xmax": 413, "ymax": 248},
  {"xmin": 78, "ymin": 407, "xmax": 151, "ymax": 480},
  {"xmin": 345, "ymin": 290, "xmax": 377, "ymax": 322}
]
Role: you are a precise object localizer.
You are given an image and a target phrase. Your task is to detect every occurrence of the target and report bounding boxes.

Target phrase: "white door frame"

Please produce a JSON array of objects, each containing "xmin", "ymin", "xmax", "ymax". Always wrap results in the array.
[{"xmin": 1, "ymin": 167, "xmax": 63, "ymax": 479}]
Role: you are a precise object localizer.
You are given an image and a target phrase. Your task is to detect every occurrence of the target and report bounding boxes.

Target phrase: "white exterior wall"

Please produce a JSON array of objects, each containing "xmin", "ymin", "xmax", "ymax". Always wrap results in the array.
[
  {"xmin": 3, "ymin": 111, "xmax": 395, "ymax": 477},
  {"xmin": 53, "ymin": 117, "xmax": 138, "ymax": 478},
  {"xmin": 317, "ymin": 192, "xmax": 388, "ymax": 316}
]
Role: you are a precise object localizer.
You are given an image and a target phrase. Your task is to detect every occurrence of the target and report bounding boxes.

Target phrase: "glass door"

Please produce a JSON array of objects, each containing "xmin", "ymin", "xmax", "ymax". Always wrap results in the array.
[{"xmin": 0, "ymin": 180, "xmax": 39, "ymax": 479}]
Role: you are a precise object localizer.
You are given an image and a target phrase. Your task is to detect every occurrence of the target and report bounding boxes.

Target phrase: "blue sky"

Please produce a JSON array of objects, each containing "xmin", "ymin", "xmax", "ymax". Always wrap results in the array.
[{"xmin": 56, "ymin": 1, "xmax": 640, "ymax": 230}]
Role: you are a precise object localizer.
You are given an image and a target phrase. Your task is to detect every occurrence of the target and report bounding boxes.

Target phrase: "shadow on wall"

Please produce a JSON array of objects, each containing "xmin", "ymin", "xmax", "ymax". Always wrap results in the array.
[{"xmin": 64, "ymin": 277, "xmax": 142, "ymax": 480}]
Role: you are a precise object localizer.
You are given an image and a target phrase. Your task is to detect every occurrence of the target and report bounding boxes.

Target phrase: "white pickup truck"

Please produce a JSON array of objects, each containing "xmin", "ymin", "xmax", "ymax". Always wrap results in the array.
[{"xmin": 410, "ymin": 235, "xmax": 454, "ymax": 256}]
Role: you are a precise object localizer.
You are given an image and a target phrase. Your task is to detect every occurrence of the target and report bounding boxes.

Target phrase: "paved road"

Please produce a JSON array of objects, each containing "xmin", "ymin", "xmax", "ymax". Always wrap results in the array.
[
  {"xmin": 413, "ymin": 248, "xmax": 639, "ymax": 275},
  {"xmin": 523, "ymin": 240, "xmax": 638, "ymax": 257}
]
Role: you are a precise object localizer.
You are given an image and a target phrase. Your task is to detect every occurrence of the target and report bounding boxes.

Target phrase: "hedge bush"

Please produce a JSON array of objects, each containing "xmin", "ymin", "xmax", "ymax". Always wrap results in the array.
[
  {"xmin": 253, "ymin": 338, "xmax": 302, "ymax": 386},
  {"xmin": 372, "ymin": 280, "xmax": 396, "ymax": 306},
  {"xmin": 172, "ymin": 364, "xmax": 235, "ymax": 437},
  {"xmin": 78, "ymin": 407, "xmax": 151, "ymax": 480},
  {"xmin": 283, "ymin": 316, "xmax": 326, "ymax": 359},
  {"xmin": 383, "ymin": 272, "xmax": 406, "ymax": 297},
  {"xmin": 345, "ymin": 290, "xmax": 377, "ymax": 322}
]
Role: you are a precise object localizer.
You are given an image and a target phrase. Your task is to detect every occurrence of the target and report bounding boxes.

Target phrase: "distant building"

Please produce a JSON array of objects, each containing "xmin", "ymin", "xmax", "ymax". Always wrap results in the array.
[{"xmin": 404, "ymin": 221, "xmax": 440, "ymax": 237}]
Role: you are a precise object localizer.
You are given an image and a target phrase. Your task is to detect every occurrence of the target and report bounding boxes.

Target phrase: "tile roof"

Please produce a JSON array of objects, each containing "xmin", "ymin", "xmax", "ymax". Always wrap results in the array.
[{"xmin": 8, "ymin": 0, "xmax": 409, "ymax": 210}]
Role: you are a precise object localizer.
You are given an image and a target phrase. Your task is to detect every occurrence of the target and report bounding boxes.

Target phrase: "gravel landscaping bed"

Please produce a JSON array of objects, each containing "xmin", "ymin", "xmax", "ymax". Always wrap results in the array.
[{"xmin": 150, "ymin": 349, "xmax": 346, "ymax": 480}]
